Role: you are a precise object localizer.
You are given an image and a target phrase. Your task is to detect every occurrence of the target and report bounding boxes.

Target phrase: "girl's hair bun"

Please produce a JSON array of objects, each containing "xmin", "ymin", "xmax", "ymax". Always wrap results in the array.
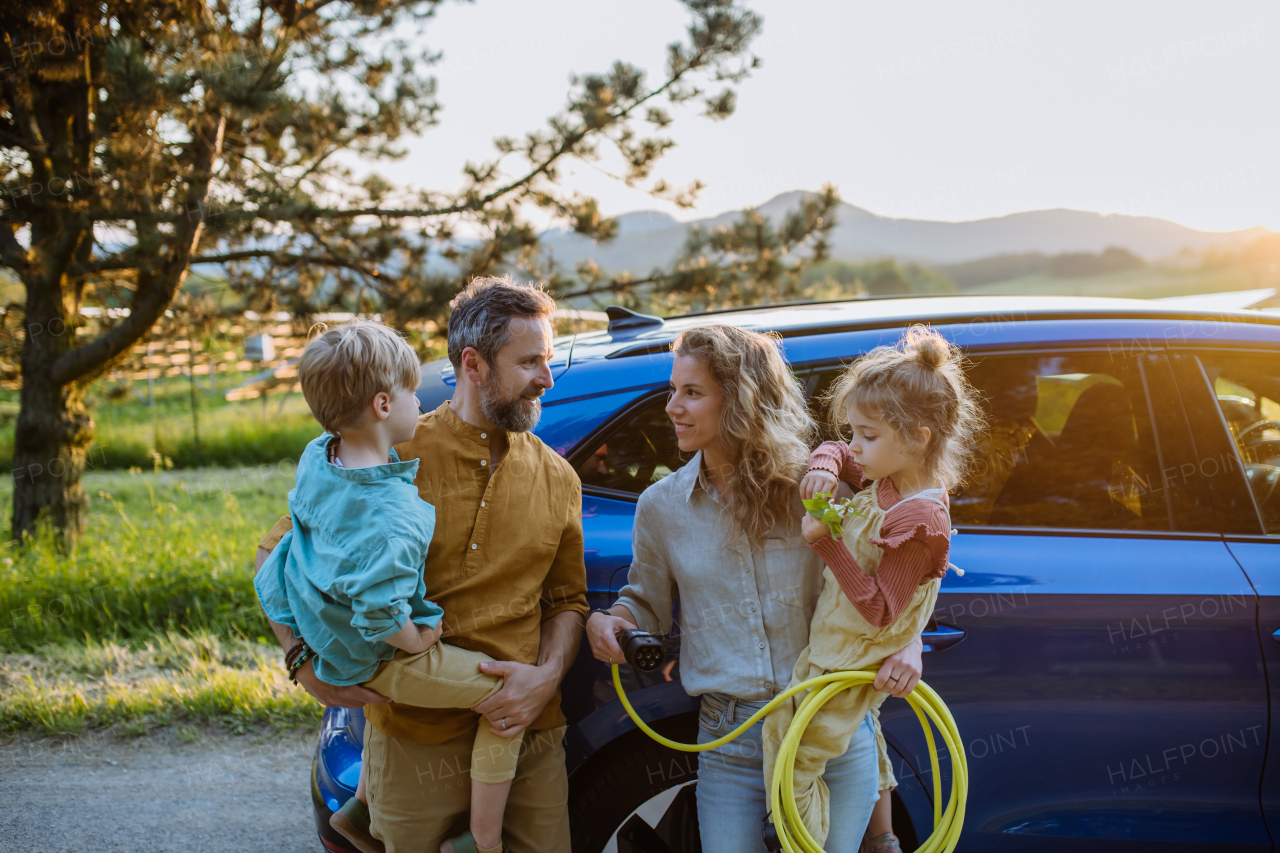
[
  {"xmin": 904, "ymin": 325, "xmax": 950, "ymax": 370},
  {"xmin": 823, "ymin": 323, "xmax": 983, "ymax": 489}
]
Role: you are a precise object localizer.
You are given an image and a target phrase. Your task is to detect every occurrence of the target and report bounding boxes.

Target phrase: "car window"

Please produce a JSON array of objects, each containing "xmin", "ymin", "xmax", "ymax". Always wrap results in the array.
[
  {"xmin": 951, "ymin": 353, "xmax": 1168, "ymax": 530},
  {"xmin": 575, "ymin": 394, "xmax": 687, "ymax": 496},
  {"xmin": 808, "ymin": 368, "xmax": 851, "ymax": 445},
  {"xmin": 1199, "ymin": 354, "xmax": 1280, "ymax": 534},
  {"xmin": 576, "ymin": 368, "xmax": 813, "ymax": 497}
]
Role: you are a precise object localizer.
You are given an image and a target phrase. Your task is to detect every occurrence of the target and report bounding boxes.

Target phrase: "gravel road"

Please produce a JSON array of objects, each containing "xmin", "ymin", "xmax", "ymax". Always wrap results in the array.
[{"xmin": 0, "ymin": 729, "xmax": 321, "ymax": 853}]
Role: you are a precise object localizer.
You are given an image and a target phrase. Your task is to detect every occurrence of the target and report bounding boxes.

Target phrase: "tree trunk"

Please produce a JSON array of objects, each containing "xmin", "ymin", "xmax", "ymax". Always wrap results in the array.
[
  {"xmin": 8, "ymin": 94, "xmax": 225, "ymax": 543},
  {"xmin": 11, "ymin": 301, "xmax": 93, "ymax": 545}
]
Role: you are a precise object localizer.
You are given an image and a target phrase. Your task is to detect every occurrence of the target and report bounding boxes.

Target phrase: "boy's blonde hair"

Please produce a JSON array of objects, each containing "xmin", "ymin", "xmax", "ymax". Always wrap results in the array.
[
  {"xmin": 298, "ymin": 319, "xmax": 420, "ymax": 434},
  {"xmin": 825, "ymin": 325, "xmax": 984, "ymax": 489}
]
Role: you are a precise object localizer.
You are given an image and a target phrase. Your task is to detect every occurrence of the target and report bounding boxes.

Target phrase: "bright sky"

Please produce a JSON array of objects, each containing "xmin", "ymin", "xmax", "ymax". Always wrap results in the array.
[{"xmin": 372, "ymin": 0, "xmax": 1280, "ymax": 233}]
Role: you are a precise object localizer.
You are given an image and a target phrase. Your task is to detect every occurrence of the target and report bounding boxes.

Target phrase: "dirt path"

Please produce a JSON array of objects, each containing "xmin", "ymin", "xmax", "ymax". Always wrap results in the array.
[{"xmin": 0, "ymin": 728, "xmax": 321, "ymax": 853}]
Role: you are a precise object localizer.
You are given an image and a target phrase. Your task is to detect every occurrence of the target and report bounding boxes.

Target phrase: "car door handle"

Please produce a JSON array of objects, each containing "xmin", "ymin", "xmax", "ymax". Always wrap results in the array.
[{"xmin": 922, "ymin": 624, "xmax": 966, "ymax": 653}]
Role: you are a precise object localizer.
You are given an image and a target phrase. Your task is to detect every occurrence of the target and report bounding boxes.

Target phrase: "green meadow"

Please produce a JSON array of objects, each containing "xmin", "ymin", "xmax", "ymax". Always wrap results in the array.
[
  {"xmin": 0, "ymin": 377, "xmax": 321, "ymax": 473},
  {"xmin": 0, "ymin": 453, "xmax": 318, "ymax": 736},
  {"xmin": 962, "ymin": 264, "xmax": 1260, "ymax": 299}
]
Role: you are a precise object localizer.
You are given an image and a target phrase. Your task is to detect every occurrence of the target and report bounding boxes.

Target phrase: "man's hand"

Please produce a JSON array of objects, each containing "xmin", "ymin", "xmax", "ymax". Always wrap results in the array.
[
  {"xmin": 799, "ymin": 468, "xmax": 838, "ymax": 500},
  {"xmin": 874, "ymin": 634, "xmax": 923, "ymax": 699},
  {"xmin": 472, "ymin": 660, "xmax": 558, "ymax": 739},
  {"xmin": 472, "ymin": 609, "xmax": 583, "ymax": 739},
  {"xmin": 294, "ymin": 658, "xmax": 392, "ymax": 708}
]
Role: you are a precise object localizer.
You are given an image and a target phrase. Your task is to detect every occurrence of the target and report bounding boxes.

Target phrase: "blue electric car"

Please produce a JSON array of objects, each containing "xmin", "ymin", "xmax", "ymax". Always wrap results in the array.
[{"xmin": 310, "ymin": 295, "xmax": 1280, "ymax": 852}]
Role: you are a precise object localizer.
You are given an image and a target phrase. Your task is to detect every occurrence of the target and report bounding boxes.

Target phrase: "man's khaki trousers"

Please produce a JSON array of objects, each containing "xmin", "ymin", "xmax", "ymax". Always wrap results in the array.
[{"xmin": 365, "ymin": 722, "xmax": 571, "ymax": 853}]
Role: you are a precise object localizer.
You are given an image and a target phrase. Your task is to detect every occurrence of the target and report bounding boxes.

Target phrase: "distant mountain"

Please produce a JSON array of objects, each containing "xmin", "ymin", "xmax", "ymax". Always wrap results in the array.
[{"xmin": 539, "ymin": 190, "xmax": 1273, "ymax": 273}]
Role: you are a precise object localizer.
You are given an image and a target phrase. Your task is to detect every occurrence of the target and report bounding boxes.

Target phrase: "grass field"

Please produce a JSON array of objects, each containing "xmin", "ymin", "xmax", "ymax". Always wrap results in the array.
[
  {"xmin": 0, "ymin": 378, "xmax": 321, "ymax": 472},
  {"xmin": 0, "ymin": 633, "xmax": 319, "ymax": 737},
  {"xmin": 0, "ymin": 464, "xmax": 319, "ymax": 736},
  {"xmin": 962, "ymin": 264, "xmax": 1267, "ymax": 299}
]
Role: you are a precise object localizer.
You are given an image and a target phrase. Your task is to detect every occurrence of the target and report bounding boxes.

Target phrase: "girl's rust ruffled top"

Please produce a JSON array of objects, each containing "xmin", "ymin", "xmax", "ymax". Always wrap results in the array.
[{"xmin": 805, "ymin": 441, "xmax": 952, "ymax": 628}]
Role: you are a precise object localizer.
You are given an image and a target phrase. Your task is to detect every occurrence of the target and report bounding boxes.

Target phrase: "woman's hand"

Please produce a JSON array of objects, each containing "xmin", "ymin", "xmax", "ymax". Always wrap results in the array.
[
  {"xmin": 801, "ymin": 512, "xmax": 830, "ymax": 544},
  {"xmin": 875, "ymin": 634, "xmax": 923, "ymax": 698},
  {"xmin": 799, "ymin": 468, "xmax": 838, "ymax": 500},
  {"xmin": 587, "ymin": 610, "xmax": 638, "ymax": 665}
]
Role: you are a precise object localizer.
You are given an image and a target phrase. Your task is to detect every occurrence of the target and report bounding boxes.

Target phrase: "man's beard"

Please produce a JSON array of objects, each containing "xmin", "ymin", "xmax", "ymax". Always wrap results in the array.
[{"xmin": 479, "ymin": 373, "xmax": 543, "ymax": 433}]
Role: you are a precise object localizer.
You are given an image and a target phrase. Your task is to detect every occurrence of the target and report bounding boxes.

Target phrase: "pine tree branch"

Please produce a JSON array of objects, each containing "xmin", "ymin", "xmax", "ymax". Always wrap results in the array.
[
  {"xmin": 0, "ymin": 225, "xmax": 29, "ymax": 274},
  {"xmin": 296, "ymin": 0, "xmax": 344, "ymax": 23},
  {"xmin": 78, "ymin": 247, "xmax": 388, "ymax": 278},
  {"xmin": 65, "ymin": 29, "xmax": 728, "ymax": 228},
  {"xmin": 39, "ymin": 218, "xmax": 93, "ymax": 293},
  {"xmin": 195, "ymin": 249, "xmax": 387, "ymax": 279},
  {"xmin": 52, "ymin": 105, "xmax": 227, "ymax": 386},
  {"xmin": 0, "ymin": 118, "xmax": 25, "ymax": 147},
  {"xmin": 2, "ymin": 74, "xmax": 55, "ymax": 186},
  {"xmin": 552, "ymin": 274, "xmax": 664, "ymax": 302},
  {"xmin": 75, "ymin": 250, "xmax": 141, "ymax": 274}
]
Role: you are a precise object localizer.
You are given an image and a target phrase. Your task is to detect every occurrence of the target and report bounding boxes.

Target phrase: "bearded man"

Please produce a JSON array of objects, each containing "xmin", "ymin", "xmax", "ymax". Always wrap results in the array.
[{"xmin": 255, "ymin": 275, "xmax": 587, "ymax": 852}]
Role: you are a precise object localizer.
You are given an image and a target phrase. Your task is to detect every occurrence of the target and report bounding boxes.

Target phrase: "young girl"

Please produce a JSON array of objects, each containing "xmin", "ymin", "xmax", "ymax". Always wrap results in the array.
[{"xmin": 762, "ymin": 325, "xmax": 982, "ymax": 850}]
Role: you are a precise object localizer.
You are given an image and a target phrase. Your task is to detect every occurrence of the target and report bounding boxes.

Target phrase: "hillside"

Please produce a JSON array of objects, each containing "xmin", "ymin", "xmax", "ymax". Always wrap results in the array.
[
  {"xmin": 540, "ymin": 191, "xmax": 1272, "ymax": 273},
  {"xmin": 962, "ymin": 265, "xmax": 1265, "ymax": 300}
]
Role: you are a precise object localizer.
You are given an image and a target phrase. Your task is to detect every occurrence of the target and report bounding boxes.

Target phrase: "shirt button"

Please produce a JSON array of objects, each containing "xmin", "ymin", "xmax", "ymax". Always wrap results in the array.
[
  {"xmin": 765, "ymin": 682, "xmax": 772, "ymax": 690},
  {"xmin": 480, "ymin": 459, "xmax": 488, "ymax": 466},
  {"xmin": 471, "ymin": 543, "xmax": 477, "ymax": 550},
  {"xmin": 481, "ymin": 501, "xmax": 486, "ymax": 507},
  {"xmin": 758, "ymin": 642, "xmax": 765, "ymax": 650},
  {"xmin": 481, "ymin": 433, "xmax": 487, "ymax": 439}
]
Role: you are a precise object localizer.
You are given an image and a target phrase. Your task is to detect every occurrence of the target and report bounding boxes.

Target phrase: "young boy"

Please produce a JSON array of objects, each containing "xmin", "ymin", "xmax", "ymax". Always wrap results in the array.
[{"xmin": 255, "ymin": 320, "xmax": 517, "ymax": 853}]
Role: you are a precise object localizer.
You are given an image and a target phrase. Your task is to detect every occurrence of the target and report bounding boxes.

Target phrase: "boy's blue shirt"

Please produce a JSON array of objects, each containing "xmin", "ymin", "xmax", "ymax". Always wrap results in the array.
[{"xmin": 254, "ymin": 432, "xmax": 443, "ymax": 686}]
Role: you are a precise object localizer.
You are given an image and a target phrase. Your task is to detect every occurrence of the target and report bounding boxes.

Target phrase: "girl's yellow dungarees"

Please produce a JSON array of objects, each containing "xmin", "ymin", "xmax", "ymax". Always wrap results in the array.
[{"xmin": 762, "ymin": 485, "xmax": 948, "ymax": 847}]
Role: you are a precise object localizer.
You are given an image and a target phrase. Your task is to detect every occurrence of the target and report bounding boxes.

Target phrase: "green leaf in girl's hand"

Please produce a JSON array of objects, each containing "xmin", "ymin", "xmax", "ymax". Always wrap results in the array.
[
  {"xmin": 803, "ymin": 491, "xmax": 865, "ymax": 539},
  {"xmin": 801, "ymin": 492, "xmax": 834, "ymax": 514}
]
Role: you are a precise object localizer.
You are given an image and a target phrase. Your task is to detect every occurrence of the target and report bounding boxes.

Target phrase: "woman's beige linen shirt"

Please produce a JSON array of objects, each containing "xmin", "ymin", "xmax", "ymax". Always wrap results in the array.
[{"xmin": 614, "ymin": 451, "xmax": 825, "ymax": 702}]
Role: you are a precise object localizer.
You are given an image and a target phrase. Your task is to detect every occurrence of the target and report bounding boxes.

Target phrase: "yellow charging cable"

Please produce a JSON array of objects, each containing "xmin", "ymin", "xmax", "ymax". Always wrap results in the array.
[{"xmin": 610, "ymin": 665, "xmax": 967, "ymax": 853}]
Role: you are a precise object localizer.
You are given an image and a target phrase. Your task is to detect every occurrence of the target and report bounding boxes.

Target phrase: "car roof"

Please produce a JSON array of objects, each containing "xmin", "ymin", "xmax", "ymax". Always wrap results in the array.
[
  {"xmin": 416, "ymin": 293, "xmax": 1279, "ymax": 415},
  {"xmin": 569, "ymin": 294, "xmax": 1280, "ymax": 359}
]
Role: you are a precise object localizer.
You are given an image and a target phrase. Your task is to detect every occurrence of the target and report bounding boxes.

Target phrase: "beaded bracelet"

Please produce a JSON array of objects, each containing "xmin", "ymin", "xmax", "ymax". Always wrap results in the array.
[
  {"xmin": 286, "ymin": 641, "xmax": 316, "ymax": 684},
  {"xmin": 287, "ymin": 649, "xmax": 312, "ymax": 683},
  {"xmin": 284, "ymin": 641, "xmax": 305, "ymax": 670}
]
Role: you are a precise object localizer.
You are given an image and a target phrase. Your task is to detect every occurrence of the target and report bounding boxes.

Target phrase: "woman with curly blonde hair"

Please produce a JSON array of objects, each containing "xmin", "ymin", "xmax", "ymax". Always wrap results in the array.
[{"xmin": 585, "ymin": 325, "xmax": 922, "ymax": 853}]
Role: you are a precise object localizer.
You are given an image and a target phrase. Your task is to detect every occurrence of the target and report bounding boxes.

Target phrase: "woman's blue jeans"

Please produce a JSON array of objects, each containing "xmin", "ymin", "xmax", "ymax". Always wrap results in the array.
[{"xmin": 695, "ymin": 692, "xmax": 879, "ymax": 853}]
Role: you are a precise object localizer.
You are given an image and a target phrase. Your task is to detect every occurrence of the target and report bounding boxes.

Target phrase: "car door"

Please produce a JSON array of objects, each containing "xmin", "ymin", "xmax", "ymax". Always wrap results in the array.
[
  {"xmin": 571, "ymin": 391, "xmax": 693, "ymax": 699},
  {"xmin": 1171, "ymin": 348, "xmax": 1280, "ymax": 836},
  {"xmin": 863, "ymin": 347, "xmax": 1270, "ymax": 853}
]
